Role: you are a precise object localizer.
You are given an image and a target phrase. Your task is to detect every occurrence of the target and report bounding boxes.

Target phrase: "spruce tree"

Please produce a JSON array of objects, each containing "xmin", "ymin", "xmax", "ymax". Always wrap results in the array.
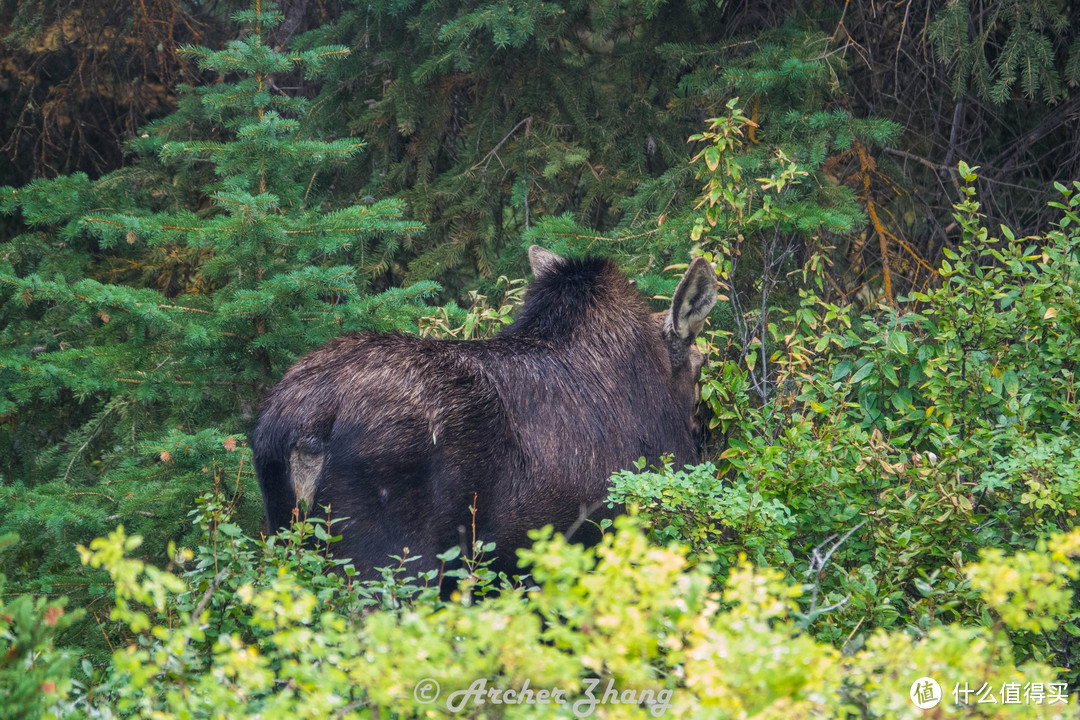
[
  {"xmin": 0, "ymin": 0, "xmax": 433, "ymax": 635},
  {"xmin": 300, "ymin": 0, "xmax": 741, "ymax": 290}
]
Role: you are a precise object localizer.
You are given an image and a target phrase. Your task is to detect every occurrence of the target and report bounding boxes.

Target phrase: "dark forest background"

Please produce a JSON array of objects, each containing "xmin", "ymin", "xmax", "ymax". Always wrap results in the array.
[{"xmin": 2, "ymin": 0, "xmax": 1078, "ymax": 291}]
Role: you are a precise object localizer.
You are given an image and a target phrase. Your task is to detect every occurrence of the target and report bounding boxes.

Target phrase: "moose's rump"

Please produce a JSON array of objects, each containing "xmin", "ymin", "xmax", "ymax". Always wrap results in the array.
[{"xmin": 252, "ymin": 331, "xmax": 522, "ymax": 574}]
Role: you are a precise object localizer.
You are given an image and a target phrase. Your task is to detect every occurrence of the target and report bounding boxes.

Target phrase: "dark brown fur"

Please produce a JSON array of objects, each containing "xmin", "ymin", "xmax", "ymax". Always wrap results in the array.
[{"xmin": 252, "ymin": 247, "xmax": 717, "ymax": 579}]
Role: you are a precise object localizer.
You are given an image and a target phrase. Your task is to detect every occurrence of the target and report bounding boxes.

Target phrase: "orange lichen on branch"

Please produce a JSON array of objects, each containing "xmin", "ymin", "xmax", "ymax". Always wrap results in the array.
[
  {"xmin": 283, "ymin": 223, "xmax": 425, "ymax": 235},
  {"xmin": 161, "ymin": 144, "xmax": 227, "ymax": 153},
  {"xmin": 290, "ymin": 50, "xmax": 352, "ymax": 62},
  {"xmin": 159, "ymin": 225, "xmax": 211, "ymax": 232},
  {"xmin": 855, "ymin": 142, "xmax": 938, "ymax": 304},
  {"xmin": 84, "ymin": 218, "xmax": 238, "ymax": 235},
  {"xmin": 748, "ymin": 96, "xmax": 760, "ymax": 144},
  {"xmin": 855, "ymin": 143, "xmax": 892, "ymax": 305}
]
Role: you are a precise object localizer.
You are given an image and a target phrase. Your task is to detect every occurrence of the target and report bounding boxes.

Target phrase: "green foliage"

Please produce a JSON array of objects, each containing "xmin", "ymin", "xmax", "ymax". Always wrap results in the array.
[
  {"xmin": 302, "ymin": 1, "xmax": 903, "ymax": 299},
  {"xmin": 534, "ymin": 24, "xmax": 898, "ymax": 254},
  {"xmin": 969, "ymin": 531, "xmax": 1080, "ymax": 635},
  {"xmin": 929, "ymin": 0, "xmax": 1079, "ymax": 103},
  {"xmin": 418, "ymin": 275, "xmax": 527, "ymax": 340},
  {"xmin": 686, "ymin": 96, "xmax": 872, "ymax": 243},
  {"xmin": 0, "ymin": 533, "xmax": 83, "ymax": 720},
  {"xmin": 30, "ymin": 510, "xmax": 1080, "ymax": 717},
  {"xmin": 609, "ymin": 458, "xmax": 796, "ymax": 568},
  {"xmin": 641, "ymin": 170, "xmax": 1080, "ymax": 684},
  {"xmin": 0, "ymin": 0, "xmax": 432, "ymax": 653}
]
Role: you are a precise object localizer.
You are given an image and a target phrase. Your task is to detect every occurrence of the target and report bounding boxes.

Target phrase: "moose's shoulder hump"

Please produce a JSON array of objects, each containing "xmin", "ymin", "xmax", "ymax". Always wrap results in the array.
[
  {"xmin": 527, "ymin": 255, "xmax": 615, "ymax": 291},
  {"xmin": 507, "ymin": 255, "xmax": 644, "ymax": 338}
]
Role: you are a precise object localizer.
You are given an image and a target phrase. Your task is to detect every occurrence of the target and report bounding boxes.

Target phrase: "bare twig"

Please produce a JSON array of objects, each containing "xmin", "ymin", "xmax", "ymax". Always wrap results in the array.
[
  {"xmin": 469, "ymin": 117, "xmax": 532, "ymax": 173},
  {"xmin": 797, "ymin": 519, "xmax": 867, "ymax": 626},
  {"xmin": 564, "ymin": 499, "xmax": 609, "ymax": 541},
  {"xmin": 192, "ymin": 569, "xmax": 230, "ymax": 618}
]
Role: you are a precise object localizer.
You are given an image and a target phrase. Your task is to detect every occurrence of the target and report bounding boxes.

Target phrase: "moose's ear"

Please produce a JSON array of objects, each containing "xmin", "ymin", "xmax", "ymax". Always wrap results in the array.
[
  {"xmin": 528, "ymin": 245, "xmax": 564, "ymax": 280},
  {"xmin": 668, "ymin": 257, "xmax": 717, "ymax": 340}
]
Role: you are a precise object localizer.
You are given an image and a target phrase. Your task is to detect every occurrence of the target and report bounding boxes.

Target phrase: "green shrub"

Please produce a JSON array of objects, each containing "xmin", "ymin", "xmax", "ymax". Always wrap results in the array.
[
  {"xmin": 33, "ymin": 504, "xmax": 1080, "ymax": 718},
  {"xmin": 641, "ymin": 168, "xmax": 1080, "ymax": 683},
  {"xmin": 0, "ymin": 534, "xmax": 82, "ymax": 720},
  {"xmin": 609, "ymin": 459, "xmax": 796, "ymax": 567}
]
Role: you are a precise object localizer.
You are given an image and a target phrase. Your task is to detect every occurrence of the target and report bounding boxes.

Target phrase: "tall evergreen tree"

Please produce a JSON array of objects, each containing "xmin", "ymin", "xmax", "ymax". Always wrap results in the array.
[
  {"xmin": 300, "ymin": 0, "xmax": 744, "ymax": 290},
  {"xmin": 0, "ymin": 0, "xmax": 432, "ymax": 621}
]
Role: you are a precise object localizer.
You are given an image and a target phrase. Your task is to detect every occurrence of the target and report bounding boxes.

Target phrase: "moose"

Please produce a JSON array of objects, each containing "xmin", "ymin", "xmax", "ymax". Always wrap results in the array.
[{"xmin": 252, "ymin": 246, "xmax": 717, "ymax": 580}]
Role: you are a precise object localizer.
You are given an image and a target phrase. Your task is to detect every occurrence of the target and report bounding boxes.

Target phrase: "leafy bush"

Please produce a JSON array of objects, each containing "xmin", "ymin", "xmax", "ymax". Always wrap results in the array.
[
  {"xmin": 609, "ymin": 459, "xmax": 796, "ymax": 567},
  {"xmin": 0, "ymin": 534, "xmax": 82, "ymax": 720},
  {"xmin": 25, "ymin": 501, "xmax": 1079, "ymax": 718},
  {"xmin": 635, "ymin": 167, "xmax": 1080, "ymax": 684}
]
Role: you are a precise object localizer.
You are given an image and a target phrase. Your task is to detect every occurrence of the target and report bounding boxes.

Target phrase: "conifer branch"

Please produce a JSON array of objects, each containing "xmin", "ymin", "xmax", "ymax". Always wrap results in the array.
[{"xmin": 469, "ymin": 116, "xmax": 532, "ymax": 172}]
